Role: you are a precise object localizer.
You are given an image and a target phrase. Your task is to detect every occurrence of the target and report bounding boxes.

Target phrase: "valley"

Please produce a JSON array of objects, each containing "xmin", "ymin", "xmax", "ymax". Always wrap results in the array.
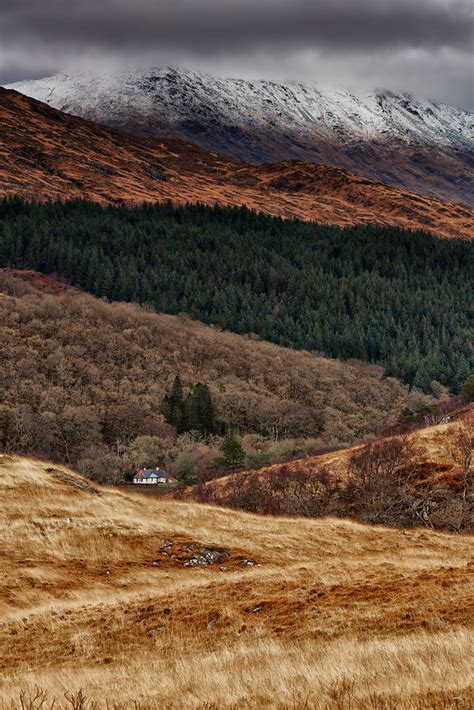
[{"xmin": 0, "ymin": 52, "xmax": 473, "ymax": 710}]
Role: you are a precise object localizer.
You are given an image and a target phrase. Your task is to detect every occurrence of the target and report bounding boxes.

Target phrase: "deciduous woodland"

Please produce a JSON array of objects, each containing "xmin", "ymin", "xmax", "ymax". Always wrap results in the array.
[
  {"xmin": 0, "ymin": 269, "xmax": 424, "ymax": 482},
  {"xmin": 1, "ymin": 199, "xmax": 473, "ymax": 392}
]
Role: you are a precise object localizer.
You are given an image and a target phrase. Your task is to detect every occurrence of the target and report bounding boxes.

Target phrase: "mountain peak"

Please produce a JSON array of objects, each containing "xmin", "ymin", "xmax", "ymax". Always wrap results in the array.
[
  {"xmin": 0, "ymin": 83, "xmax": 472, "ymax": 240},
  {"xmin": 6, "ymin": 66, "xmax": 473, "ymax": 204}
]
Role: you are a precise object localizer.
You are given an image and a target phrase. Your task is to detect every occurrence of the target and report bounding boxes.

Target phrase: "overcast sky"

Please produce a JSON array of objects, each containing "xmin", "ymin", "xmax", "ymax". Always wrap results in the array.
[{"xmin": 1, "ymin": 0, "xmax": 473, "ymax": 109}]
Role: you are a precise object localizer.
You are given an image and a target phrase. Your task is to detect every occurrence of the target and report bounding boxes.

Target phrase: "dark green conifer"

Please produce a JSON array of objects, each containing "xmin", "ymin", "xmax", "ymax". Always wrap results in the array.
[
  {"xmin": 221, "ymin": 436, "xmax": 245, "ymax": 470},
  {"xmin": 461, "ymin": 375, "xmax": 474, "ymax": 402}
]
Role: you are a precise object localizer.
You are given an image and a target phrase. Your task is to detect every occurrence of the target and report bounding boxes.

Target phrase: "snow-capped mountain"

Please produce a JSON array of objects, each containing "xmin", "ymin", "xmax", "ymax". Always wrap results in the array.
[
  {"xmin": 2, "ymin": 86, "xmax": 472, "ymax": 240},
  {"xmin": 7, "ymin": 66, "xmax": 474, "ymax": 204}
]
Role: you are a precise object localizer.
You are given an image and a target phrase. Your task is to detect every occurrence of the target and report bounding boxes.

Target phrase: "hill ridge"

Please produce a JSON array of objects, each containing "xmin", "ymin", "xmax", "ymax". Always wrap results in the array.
[
  {"xmin": 7, "ymin": 65, "xmax": 473, "ymax": 205},
  {"xmin": 0, "ymin": 87, "xmax": 472, "ymax": 240}
]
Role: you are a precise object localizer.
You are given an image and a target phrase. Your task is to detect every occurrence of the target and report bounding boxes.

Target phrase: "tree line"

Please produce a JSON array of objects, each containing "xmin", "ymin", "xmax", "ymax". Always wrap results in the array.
[{"xmin": 0, "ymin": 198, "xmax": 472, "ymax": 393}]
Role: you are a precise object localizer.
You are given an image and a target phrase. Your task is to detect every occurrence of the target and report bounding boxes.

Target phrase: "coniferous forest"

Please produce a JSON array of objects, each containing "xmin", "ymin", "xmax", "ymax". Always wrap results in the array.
[{"xmin": 0, "ymin": 198, "xmax": 472, "ymax": 393}]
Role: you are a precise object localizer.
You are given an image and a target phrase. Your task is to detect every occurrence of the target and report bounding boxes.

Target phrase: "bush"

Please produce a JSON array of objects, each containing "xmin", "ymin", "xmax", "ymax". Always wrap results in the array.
[{"xmin": 246, "ymin": 452, "xmax": 271, "ymax": 468}]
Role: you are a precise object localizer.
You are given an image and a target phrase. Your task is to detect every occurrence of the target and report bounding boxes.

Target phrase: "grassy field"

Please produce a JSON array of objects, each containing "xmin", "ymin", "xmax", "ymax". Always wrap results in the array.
[
  {"xmin": 0, "ymin": 453, "xmax": 473, "ymax": 708},
  {"xmin": 114, "ymin": 482, "xmax": 179, "ymax": 497}
]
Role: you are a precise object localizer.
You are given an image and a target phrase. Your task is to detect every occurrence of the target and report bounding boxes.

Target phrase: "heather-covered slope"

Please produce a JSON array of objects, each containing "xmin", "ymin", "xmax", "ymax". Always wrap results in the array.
[
  {"xmin": 0, "ymin": 454, "xmax": 472, "ymax": 707},
  {"xmin": 189, "ymin": 404, "xmax": 474, "ymax": 532},
  {"xmin": 8, "ymin": 66, "xmax": 473, "ymax": 205},
  {"xmin": 0, "ymin": 87, "xmax": 472, "ymax": 240}
]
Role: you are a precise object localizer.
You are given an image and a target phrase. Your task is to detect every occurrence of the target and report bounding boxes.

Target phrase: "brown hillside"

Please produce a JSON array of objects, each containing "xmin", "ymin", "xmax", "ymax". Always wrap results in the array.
[
  {"xmin": 1, "ymin": 88, "xmax": 472, "ymax": 240},
  {"xmin": 0, "ymin": 454, "xmax": 473, "ymax": 707},
  {"xmin": 197, "ymin": 404, "xmax": 474, "ymax": 490},
  {"xmin": 189, "ymin": 405, "xmax": 474, "ymax": 531},
  {"xmin": 0, "ymin": 268, "xmax": 424, "ymax": 473}
]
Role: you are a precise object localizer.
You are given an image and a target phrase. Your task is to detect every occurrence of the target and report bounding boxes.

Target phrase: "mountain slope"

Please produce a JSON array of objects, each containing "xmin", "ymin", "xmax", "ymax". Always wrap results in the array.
[
  {"xmin": 0, "ymin": 453, "xmax": 472, "ymax": 707},
  {"xmin": 0, "ymin": 267, "xmax": 421, "ymax": 472},
  {"xmin": 0, "ymin": 87, "xmax": 472, "ymax": 240},
  {"xmin": 2, "ymin": 201, "xmax": 472, "ymax": 394},
  {"xmin": 8, "ymin": 66, "xmax": 474, "ymax": 205}
]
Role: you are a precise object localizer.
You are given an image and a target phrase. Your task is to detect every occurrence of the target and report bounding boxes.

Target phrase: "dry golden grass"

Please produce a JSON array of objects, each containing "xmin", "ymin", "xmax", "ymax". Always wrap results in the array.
[{"xmin": 0, "ymin": 453, "xmax": 473, "ymax": 708}]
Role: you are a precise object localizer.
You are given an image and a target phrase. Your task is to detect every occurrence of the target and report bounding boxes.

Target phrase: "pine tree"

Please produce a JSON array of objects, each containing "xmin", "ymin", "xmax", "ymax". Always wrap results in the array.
[
  {"xmin": 0, "ymin": 223, "xmax": 13, "ymax": 266},
  {"xmin": 461, "ymin": 374, "xmax": 474, "ymax": 402},
  {"xmin": 175, "ymin": 383, "xmax": 216, "ymax": 436},
  {"xmin": 184, "ymin": 390, "xmax": 200, "ymax": 433},
  {"xmin": 161, "ymin": 376, "xmax": 187, "ymax": 433},
  {"xmin": 186, "ymin": 383, "xmax": 215, "ymax": 436},
  {"xmin": 221, "ymin": 436, "xmax": 245, "ymax": 470}
]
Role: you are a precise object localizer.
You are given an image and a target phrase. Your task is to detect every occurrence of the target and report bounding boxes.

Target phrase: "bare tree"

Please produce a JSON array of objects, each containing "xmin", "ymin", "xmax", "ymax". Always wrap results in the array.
[
  {"xmin": 446, "ymin": 426, "xmax": 473, "ymax": 501},
  {"xmin": 347, "ymin": 436, "xmax": 426, "ymax": 525}
]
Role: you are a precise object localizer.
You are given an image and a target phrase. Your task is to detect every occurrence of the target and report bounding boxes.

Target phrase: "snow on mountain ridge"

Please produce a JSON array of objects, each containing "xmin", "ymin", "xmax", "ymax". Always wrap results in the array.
[
  {"xmin": 8, "ymin": 66, "xmax": 471, "ymax": 145},
  {"xmin": 7, "ymin": 66, "xmax": 473, "ymax": 204}
]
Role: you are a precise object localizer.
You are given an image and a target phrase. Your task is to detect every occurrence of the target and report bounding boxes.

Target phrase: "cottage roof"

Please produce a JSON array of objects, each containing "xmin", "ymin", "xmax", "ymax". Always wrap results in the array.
[{"xmin": 134, "ymin": 468, "xmax": 169, "ymax": 479}]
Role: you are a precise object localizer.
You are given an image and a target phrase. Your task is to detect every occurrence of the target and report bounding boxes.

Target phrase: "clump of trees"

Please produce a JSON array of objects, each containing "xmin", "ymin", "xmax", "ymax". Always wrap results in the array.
[
  {"xmin": 445, "ymin": 426, "xmax": 473, "ymax": 502},
  {"xmin": 461, "ymin": 375, "xmax": 474, "ymax": 402},
  {"xmin": 398, "ymin": 402, "xmax": 437, "ymax": 425},
  {"xmin": 161, "ymin": 376, "xmax": 215, "ymax": 436}
]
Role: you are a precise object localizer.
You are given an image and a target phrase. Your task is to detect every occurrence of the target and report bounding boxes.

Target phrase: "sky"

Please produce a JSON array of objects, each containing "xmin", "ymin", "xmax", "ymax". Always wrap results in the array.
[{"xmin": 1, "ymin": 0, "xmax": 473, "ymax": 109}]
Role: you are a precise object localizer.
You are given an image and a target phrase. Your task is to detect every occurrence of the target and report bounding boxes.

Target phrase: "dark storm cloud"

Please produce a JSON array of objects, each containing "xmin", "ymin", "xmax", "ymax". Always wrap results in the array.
[
  {"xmin": 1, "ymin": 0, "xmax": 472, "ymax": 54},
  {"xmin": 0, "ymin": 62, "xmax": 52, "ymax": 85},
  {"xmin": 1, "ymin": 0, "xmax": 473, "ymax": 109}
]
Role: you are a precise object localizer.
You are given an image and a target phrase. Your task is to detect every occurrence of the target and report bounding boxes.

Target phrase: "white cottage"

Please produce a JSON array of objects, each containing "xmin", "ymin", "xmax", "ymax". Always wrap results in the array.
[{"xmin": 133, "ymin": 468, "xmax": 177, "ymax": 485}]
